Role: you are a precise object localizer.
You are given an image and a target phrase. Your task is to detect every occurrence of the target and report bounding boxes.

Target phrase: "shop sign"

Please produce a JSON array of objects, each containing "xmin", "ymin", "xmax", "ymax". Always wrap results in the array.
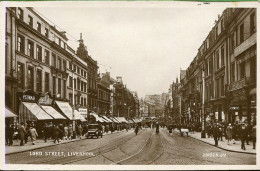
[
  {"xmin": 78, "ymin": 108, "xmax": 88, "ymax": 115},
  {"xmin": 20, "ymin": 90, "xmax": 37, "ymax": 102},
  {"xmin": 39, "ymin": 94, "xmax": 52, "ymax": 105},
  {"xmin": 230, "ymin": 106, "xmax": 239, "ymax": 110}
]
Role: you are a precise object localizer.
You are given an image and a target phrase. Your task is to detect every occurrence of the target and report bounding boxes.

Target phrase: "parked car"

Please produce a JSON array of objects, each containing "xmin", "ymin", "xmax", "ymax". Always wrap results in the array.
[{"xmin": 86, "ymin": 124, "xmax": 102, "ymax": 139}]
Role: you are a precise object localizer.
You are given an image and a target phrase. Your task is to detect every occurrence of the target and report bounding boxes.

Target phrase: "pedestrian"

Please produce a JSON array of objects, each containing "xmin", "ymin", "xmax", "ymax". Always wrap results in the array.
[
  {"xmin": 239, "ymin": 124, "xmax": 248, "ymax": 150},
  {"xmin": 218, "ymin": 123, "xmax": 223, "ymax": 141},
  {"xmin": 213, "ymin": 123, "xmax": 220, "ymax": 146},
  {"xmin": 68, "ymin": 125, "xmax": 73, "ymax": 140},
  {"xmin": 63, "ymin": 124, "xmax": 68, "ymax": 140},
  {"xmin": 7, "ymin": 124, "xmax": 14, "ymax": 146},
  {"xmin": 58, "ymin": 124, "xmax": 64, "ymax": 141},
  {"xmin": 226, "ymin": 123, "xmax": 233, "ymax": 145},
  {"xmin": 168, "ymin": 125, "xmax": 173, "ymax": 135},
  {"xmin": 53, "ymin": 125, "xmax": 61, "ymax": 144},
  {"xmin": 29, "ymin": 126, "xmax": 38, "ymax": 145},
  {"xmin": 232, "ymin": 122, "xmax": 237, "ymax": 144},
  {"xmin": 251, "ymin": 121, "xmax": 256, "ymax": 149},
  {"xmin": 5, "ymin": 123, "xmax": 9, "ymax": 145},
  {"xmin": 78, "ymin": 124, "xmax": 83, "ymax": 139},
  {"xmin": 18, "ymin": 122, "xmax": 27, "ymax": 146},
  {"xmin": 244, "ymin": 121, "xmax": 250, "ymax": 145},
  {"xmin": 43, "ymin": 123, "xmax": 49, "ymax": 143}
]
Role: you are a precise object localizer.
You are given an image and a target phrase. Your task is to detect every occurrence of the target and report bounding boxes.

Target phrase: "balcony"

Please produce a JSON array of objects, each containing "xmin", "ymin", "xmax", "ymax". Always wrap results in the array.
[{"xmin": 234, "ymin": 33, "xmax": 256, "ymax": 57}]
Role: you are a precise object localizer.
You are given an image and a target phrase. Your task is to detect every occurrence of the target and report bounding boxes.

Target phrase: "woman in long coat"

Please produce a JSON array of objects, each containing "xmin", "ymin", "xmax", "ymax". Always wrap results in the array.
[
  {"xmin": 226, "ymin": 123, "xmax": 233, "ymax": 145},
  {"xmin": 29, "ymin": 126, "xmax": 38, "ymax": 145}
]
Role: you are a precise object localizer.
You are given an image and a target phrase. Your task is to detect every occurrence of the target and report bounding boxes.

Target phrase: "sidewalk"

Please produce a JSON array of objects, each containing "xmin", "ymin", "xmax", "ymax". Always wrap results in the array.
[
  {"xmin": 173, "ymin": 129, "xmax": 256, "ymax": 155},
  {"xmin": 5, "ymin": 129, "xmax": 130, "ymax": 155}
]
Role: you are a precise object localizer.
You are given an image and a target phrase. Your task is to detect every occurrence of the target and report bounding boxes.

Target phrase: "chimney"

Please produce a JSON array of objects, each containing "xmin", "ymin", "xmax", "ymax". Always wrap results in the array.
[{"xmin": 116, "ymin": 76, "xmax": 122, "ymax": 84}]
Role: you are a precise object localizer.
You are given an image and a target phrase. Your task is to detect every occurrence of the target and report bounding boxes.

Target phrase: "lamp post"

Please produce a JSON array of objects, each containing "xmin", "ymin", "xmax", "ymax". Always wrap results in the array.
[
  {"xmin": 201, "ymin": 66, "xmax": 206, "ymax": 138},
  {"xmin": 72, "ymin": 59, "xmax": 75, "ymax": 133},
  {"xmin": 127, "ymin": 106, "xmax": 131, "ymax": 120}
]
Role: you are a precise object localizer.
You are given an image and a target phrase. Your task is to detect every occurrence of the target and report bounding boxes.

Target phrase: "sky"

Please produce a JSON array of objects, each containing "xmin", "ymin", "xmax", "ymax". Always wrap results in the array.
[{"xmin": 35, "ymin": 5, "xmax": 226, "ymax": 98}]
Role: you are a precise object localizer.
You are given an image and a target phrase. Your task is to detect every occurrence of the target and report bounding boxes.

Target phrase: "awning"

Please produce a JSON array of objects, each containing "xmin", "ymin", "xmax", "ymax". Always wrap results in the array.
[
  {"xmin": 112, "ymin": 117, "xmax": 120, "ymax": 123},
  {"xmin": 127, "ymin": 120, "xmax": 133, "ymax": 123},
  {"xmin": 102, "ymin": 116, "xmax": 113, "ymax": 122},
  {"xmin": 41, "ymin": 105, "xmax": 66, "ymax": 120},
  {"xmin": 55, "ymin": 101, "xmax": 82, "ymax": 120},
  {"xmin": 115, "ymin": 117, "xmax": 128, "ymax": 123},
  {"xmin": 22, "ymin": 102, "xmax": 53, "ymax": 120},
  {"xmin": 90, "ymin": 112, "xmax": 105, "ymax": 122},
  {"xmin": 5, "ymin": 108, "xmax": 17, "ymax": 118}
]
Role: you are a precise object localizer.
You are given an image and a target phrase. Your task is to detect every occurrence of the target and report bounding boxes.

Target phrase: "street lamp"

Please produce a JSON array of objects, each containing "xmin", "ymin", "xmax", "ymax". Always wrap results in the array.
[{"xmin": 201, "ymin": 65, "xmax": 206, "ymax": 138}]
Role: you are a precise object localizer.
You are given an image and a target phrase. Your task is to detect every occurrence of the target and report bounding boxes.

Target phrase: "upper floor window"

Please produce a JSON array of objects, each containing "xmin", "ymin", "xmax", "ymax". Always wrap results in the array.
[
  {"xmin": 250, "ymin": 12, "xmax": 256, "ymax": 35},
  {"xmin": 240, "ymin": 23, "xmax": 244, "ymax": 43},
  {"xmin": 17, "ymin": 63, "xmax": 24, "ymax": 89},
  {"xmin": 36, "ymin": 45, "xmax": 42, "ymax": 62},
  {"xmin": 57, "ymin": 57, "xmax": 62, "ymax": 70},
  {"xmin": 27, "ymin": 40, "xmax": 34, "ymax": 57},
  {"xmin": 60, "ymin": 40, "xmax": 65, "ymax": 49},
  {"xmin": 45, "ymin": 28, "xmax": 49, "ymax": 38},
  {"xmin": 45, "ymin": 50, "xmax": 50, "ymax": 65},
  {"xmin": 37, "ymin": 22, "xmax": 41, "ymax": 33},
  {"xmin": 216, "ymin": 51, "xmax": 220, "ymax": 70},
  {"xmin": 36, "ymin": 69, "xmax": 42, "ymax": 92},
  {"xmin": 63, "ymin": 59, "xmax": 67, "ymax": 71},
  {"xmin": 18, "ymin": 8, "xmax": 23, "ymax": 20},
  {"xmin": 52, "ymin": 53, "xmax": 56, "ymax": 67},
  {"xmin": 221, "ymin": 46, "xmax": 224, "ymax": 67},
  {"xmin": 17, "ymin": 35, "xmax": 25, "ymax": 53},
  {"xmin": 28, "ymin": 15, "xmax": 33, "ymax": 27}
]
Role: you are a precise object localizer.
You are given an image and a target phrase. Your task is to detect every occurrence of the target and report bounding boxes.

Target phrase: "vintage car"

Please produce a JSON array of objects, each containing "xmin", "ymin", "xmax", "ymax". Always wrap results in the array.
[{"xmin": 86, "ymin": 124, "xmax": 102, "ymax": 139}]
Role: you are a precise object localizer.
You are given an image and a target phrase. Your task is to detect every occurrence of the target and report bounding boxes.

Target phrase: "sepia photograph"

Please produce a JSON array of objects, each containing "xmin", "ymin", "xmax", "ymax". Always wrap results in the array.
[{"xmin": 1, "ymin": 1, "xmax": 259, "ymax": 169}]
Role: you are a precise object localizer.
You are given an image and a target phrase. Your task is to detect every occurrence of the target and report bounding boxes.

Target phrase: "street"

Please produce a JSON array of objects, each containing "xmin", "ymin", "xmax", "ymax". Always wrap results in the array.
[{"xmin": 6, "ymin": 128, "xmax": 256, "ymax": 165}]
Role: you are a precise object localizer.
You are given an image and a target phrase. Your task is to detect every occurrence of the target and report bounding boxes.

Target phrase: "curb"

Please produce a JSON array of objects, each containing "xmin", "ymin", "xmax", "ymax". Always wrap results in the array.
[
  {"xmin": 173, "ymin": 130, "xmax": 256, "ymax": 155},
  {"xmin": 5, "ymin": 130, "xmax": 130, "ymax": 155}
]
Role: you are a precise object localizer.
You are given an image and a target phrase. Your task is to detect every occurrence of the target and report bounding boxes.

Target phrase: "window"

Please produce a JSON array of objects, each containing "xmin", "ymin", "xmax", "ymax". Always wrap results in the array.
[
  {"xmin": 215, "ymin": 26, "xmax": 218, "ymax": 38},
  {"xmin": 69, "ymin": 93, "xmax": 73, "ymax": 105},
  {"xmin": 36, "ymin": 69, "xmax": 42, "ymax": 92},
  {"xmin": 250, "ymin": 58, "xmax": 256, "ymax": 82},
  {"xmin": 18, "ymin": 8, "xmax": 23, "ymax": 20},
  {"xmin": 81, "ymin": 69, "xmax": 83, "ymax": 76},
  {"xmin": 240, "ymin": 62, "xmax": 245, "ymax": 79},
  {"xmin": 60, "ymin": 41, "xmax": 65, "ymax": 49},
  {"xmin": 45, "ymin": 50, "xmax": 50, "ymax": 65},
  {"xmin": 250, "ymin": 12, "xmax": 256, "ymax": 35},
  {"xmin": 45, "ymin": 28, "xmax": 49, "ymax": 38},
  {"xmin": 37, "ymin": 22, "xmax": 41, "ymax": 33},
  {"xmin": 17, "ymin": 35, "xmax": 24, "ymax": 53},
  {"xmin": 77, "ymin": 79, "xmax": 80, "ymax": 90},
  {"xmin": 57, "ymin": 57, "xmax": 61, "ymax": 70},
  {"xmin": 53, "ymin": 76, "xmax": 56, "ymax": 95},
  {"xmin": 73, "ymin": 78, "xmax": 76, "ymax": 89},
  {"xmin": 240, "ymin": 24, "xmax": 244, "ymax": 43},
  {"xmin": 84, "ymin": 98, "xmax": 86, "ymax": 106},
  {"xmin": 27, "ymin": 40, "xmax": 34, "ymax": 57},
  {"xmin": 27, "ymin": 67, "xmax": 34, "ymax": 90},
  {"xmin": 77, "ymin": 67, "xmax": 80, "ymax": 74},
  {"xmin": 17, "ymin": 63, "xmax": 24, "ymax": 89},
  {"xmin": 220, "ymin": 76, "xmax": 224, "ymax": 96},
  {"xmin": 81, "ymin": 81, "xmax": 84, "ymax": 91},
  {"xmin": 221, "ymin": 46, "xmax": 224, "ymax": 67},
  {"xmin": 69, "ymin": 76, "xmax": 72, "ymax": 87},
  {"xmin": 63, "ymin": 59, "xmax": 67, "ymax": 71},
  {"xmin": 28, "ymin": 15, "xmax": 33, "ymax": 27},
  {"xmin": 52, "ymin": 53, "xmax": 56, "ymax": 67},
  {"xmin": 69, "ymin": 61, "xmax": 72, "ymax": 70},
  {"xmin": 36, "ymin": 45, "xmax": 42, "ymax": 61},
  {"xmin": 84, "ymin": 71, "xmax": 86, "ymax": 78},
  {"xmin": 81, "ymin": 97, "xmax": 83, "ymax": 105},
  {"xmin": 45, "ymin": 72, "xmax": 49, "ymax": 92},
  {"xmin": 58, "ymin": 78, "xmax": 61, "ymax": 95},
  {"xmin": 54, "ymin": 36, "xmax": 59, "ymax": 44},
  {"xmin": 231, "ymin": 63, "xmax": 235, "ymax": 82},
  {"xmin": 231, "ymin": 33, "xmax": 235, "ymax": 52},
  {"xmin": 63, "ymin": 80, "xmax": 66, "ymax": 98},
  {"xmin": 205, "ymin": 61, "xmax": 208, "ymax": 76},
  {"xmin": 216, "ymin": 51, "xmax": 219, "ymax": 70}
]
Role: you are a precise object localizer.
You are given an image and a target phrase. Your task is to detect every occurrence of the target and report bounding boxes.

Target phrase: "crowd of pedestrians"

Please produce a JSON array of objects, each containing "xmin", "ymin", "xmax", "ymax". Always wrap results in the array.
[
  {"xmin": 5, "ymin": 121, "xmax": 136, "ymax": 146},
  {"xmin": 205, "ymin": 121, "xmax": 256, "ymax": 150}
]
